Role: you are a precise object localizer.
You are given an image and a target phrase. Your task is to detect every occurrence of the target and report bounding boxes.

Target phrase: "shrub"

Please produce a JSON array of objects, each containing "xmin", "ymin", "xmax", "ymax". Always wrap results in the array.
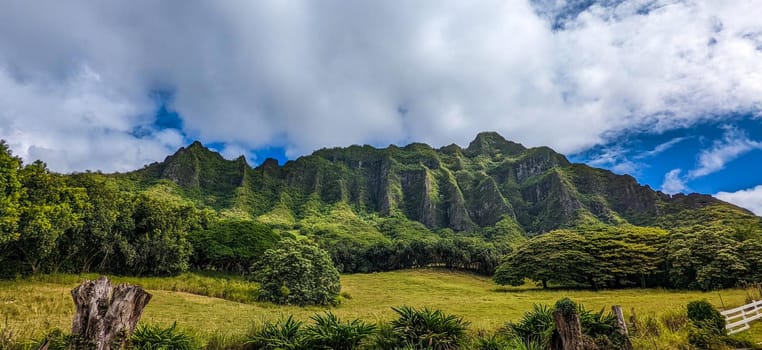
[
  {"xmin": 687, "ymin": 325, "xmax": 724, "ymax": 350},
  {"xmin": 35, "ymin": 328, "xmax": 70, "ymax": 350},
  {"xmin": 504, "ymin": 336, "xmax": 544, "ymax": 350},
  {"xmin": 577, "ymin": 305, "xmax": 620, "ymax": 344},
  {"xmin": 660, "ymin": 308, "xmax": 689, "ymax": 333},
  {"xmin": 303, "ymin": 312, "xmax": 375, "ymax": 350},
  {"xmin": 388, "ymin": 306, "xmax": 470, "ymax": 350},
  {"xmin": 246, "ymin": 316, "xmax": 307, "ymax": 350},
  {"xmin": 131, "ymin": 322, "xmax": 200, "ymax": 350},
  {"xmin": 470, "ymin": 332, "xmax": 509, "ymax": 350},
  {"xmin": 505, "ymin": 304, "xmax": 554, "ymax": 347},
  {"xmin": 686, "ymin": 300, "xmax": 725, "ymax": 335},
  {"xmin": 251, "ymin": 238, "xmax": 340, "ymax": 306}
]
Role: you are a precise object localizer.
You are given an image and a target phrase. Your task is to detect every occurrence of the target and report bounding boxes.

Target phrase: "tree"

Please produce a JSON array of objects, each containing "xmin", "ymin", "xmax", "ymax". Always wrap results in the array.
[
  {"xmin": 59, "ymin": 173, "xmax": 135, "ymax": 273},
  {"xmin": 0, "ymin": 141, "xmax": 21, "ymax": 245},
  {"xmin": 189, "ymin": 219, "xmax": 279, "ymax": 273},
  {"xmin": 665, "ymin": 228, "xmax": 746, "ymax": 290},
  {"xmin": 127, "ymin": 194, "xmax": 196, "ymax": 276},
  {"xmin": 251, "ymin": 238, "xmax": 340, "ymax": 306},
  {"xmin": 14, "ymin": 161, "xmax": 85, "ymax": 273},
  {"xmin": 494, "ymin": 230, "xmax": 596, "ymax": 289}
]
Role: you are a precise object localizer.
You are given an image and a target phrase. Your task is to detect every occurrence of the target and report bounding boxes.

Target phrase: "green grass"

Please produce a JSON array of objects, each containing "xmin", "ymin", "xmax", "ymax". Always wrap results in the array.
[{"xmin": 1, "ymin": 269, "xmax": 759, "ymax": 345}]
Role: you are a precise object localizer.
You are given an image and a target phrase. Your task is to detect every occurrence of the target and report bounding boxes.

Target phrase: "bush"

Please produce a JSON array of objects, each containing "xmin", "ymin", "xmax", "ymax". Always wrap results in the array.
[
  {"xmin": 251, "ymin": 238, "xmax": 340, "ymax": 306},
  {"xmin": 246, "ymin": 316, "xmax": 307, "ymax": 350},
  {"xmin": 660, "ymin": 308, "xmax": 689, "ymax": 333},
  {"xmin": 131, "ymin": 322, "xmax": 201, "ymax": 350},
  {"xmin": 36, "ymin": 329, "xmax": 70, "ymax": 350},
  {"xmin": 505, "ymin": 304, "xmax": 554, "ymax": 347},
  {"xmin": 303, "ymin": 312, "xmax": 375, "ymax": 350},
  {"xmin": 388, "ymin": 306, "xmax": 470, "ymax": 349},
  {"xmin": 470, "ymin": 332, "xmax": 509, "ymax": 350},
  {"xmin": 686, "ymin": 300, "xmax": 725, "ymax": 335}
]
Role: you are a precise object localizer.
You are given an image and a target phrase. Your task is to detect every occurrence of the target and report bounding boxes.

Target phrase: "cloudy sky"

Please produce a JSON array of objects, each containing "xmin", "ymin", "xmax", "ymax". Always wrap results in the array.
[{"xmin": 1, "ymin": 0, "xmax": 761, "ymax": 214}]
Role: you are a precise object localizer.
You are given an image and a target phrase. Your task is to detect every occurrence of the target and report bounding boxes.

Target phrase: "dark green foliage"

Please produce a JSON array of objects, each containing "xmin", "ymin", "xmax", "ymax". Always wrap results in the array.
[
  {"xmin": 251, "ymin": 238, "xmax": 340, "ymax": 306},
  {"xmin": 245, "ymin": 316, "xmax": 307, "ymax": 350},
  {"xmin": 554, "ymin": 298, "xmax": 577, "ymax": 319},
  {"xmin": 494, "ymin": 223, "xmax": 762, "ymax": 290},
  {"xmin": 387, "ymin": 306, "xmax": 470, "ymax": 349},
  {"xmin": 303, "ymin": 312, "xmax": 375, "ymax": 350},
  {"xmin": 328, "ymin": 236, "xmax": 504, "ymax": 276},
  {"xmin": 131, "ymin": 322, "xmax": 201, "ymax": 350},
  {"xmin": 686, "ymin": 300, "xmax": 725, "ymax": 335},
  {"xmin": 189, "ymin": 220, "xmax": 279, "ymax": 273}
]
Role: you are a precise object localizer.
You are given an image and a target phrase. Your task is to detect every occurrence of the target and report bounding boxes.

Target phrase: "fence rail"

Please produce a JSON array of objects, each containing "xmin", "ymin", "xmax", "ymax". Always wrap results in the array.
[{"xmin": 721, "ymin": 300, "xmax": 762, "ymax": 334}]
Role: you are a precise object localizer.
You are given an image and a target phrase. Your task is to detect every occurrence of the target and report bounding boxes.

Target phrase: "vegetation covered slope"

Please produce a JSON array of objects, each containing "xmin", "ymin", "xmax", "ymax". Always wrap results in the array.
[{"xmin": 114, "ymin": 132, "xmax": 761, "ymax": 236}]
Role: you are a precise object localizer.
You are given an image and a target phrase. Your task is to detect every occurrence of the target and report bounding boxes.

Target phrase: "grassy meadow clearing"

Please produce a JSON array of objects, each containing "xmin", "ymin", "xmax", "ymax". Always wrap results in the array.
[{"xmin": 2, "ymin": 269, "xmax": 762, "ymax": 346}]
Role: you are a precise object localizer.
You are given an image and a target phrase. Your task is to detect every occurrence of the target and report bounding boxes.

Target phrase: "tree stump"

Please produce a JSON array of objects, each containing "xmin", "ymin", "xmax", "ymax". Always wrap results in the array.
[
  {"xmin": 70, "ymin": 276, "xmax": 152, "ymax": 350},
  {"xmin": 553, "ymin": 310, "xmax": 583, "ymax": 350},
  {"xmin": 612, "ymin": 305, "xmax": 634, "ymax": 350}
]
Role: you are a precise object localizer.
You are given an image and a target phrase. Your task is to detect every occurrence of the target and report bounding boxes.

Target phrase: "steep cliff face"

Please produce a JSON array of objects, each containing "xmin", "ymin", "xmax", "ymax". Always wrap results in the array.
[{"xmin": 121, "ymin": 132, "xmax": 760, "ymax": 234}]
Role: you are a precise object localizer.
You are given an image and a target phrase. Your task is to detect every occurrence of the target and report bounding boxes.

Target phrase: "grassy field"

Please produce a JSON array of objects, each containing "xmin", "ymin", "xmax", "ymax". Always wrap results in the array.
[{"xmin": 2, "ymin": 269, "xmax": 761, "ymax": 343}]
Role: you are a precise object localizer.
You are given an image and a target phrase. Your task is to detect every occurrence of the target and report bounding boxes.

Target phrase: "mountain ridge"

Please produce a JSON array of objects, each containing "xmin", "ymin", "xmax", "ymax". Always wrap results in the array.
[{"xmin": 114, "ymin": 132, "xmax": 759, "ymax": 236}]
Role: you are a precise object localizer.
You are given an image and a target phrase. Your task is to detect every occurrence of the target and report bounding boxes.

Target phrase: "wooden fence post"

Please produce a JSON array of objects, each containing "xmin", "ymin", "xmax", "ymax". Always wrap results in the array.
[
  {"xmin": 70, "ymin": 276, "xmax": 152, "ymax": 350},
  {"xmin": 553, "ymin": 309, "xmax": 584, "ymax": 350},
  {"xmin": 612, "ymin": 305, "xmax": 634, "ymax": 350}
]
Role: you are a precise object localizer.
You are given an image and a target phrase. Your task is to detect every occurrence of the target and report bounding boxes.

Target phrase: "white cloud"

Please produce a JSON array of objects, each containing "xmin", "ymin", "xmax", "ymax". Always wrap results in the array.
[
  {"xmin": 0, "ymin": 0, "xmax": 761, "ymax": 171},
  {"xmin": 716, "ymin": 185, "xmax": 762, "ymax": 216},
  {"xmin": 688, "ymin": 126, "xmax": 762, "ymax": 178},
  {"xmin": 661, "ymin": 168, "xmax": 687, "ymax": 194},
  {"xmin": 635, "ymin": 137, "xmax": 688, "ymax": 159},
  {"xmin": 0, "ymin": 66, "xmax": 184, "ymax": 172}
]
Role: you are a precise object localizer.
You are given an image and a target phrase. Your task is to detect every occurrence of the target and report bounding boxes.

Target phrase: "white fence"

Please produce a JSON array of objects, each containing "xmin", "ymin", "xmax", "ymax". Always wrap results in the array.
[{"xmin": 721, "ymin": 300, "xmax": 762, "ymax": 334}]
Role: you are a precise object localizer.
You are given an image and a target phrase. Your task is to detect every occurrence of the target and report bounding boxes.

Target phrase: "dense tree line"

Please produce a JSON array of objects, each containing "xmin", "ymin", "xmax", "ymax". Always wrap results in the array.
[
  {"xmin": 324, "ymin": 236, "xmax": 506, "ymax": 275},
  {"xmin": 494, "ymin": 224, "xmax": 762, "ymax": 290},
  {"xmin": 0, "ymin": 142, "xmax": 204, "ymax": 276}
]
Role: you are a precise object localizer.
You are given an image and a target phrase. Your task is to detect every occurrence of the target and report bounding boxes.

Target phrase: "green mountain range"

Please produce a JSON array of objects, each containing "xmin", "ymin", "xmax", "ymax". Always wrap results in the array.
[{"xmin": 114, "ymin": 132, "xmax": 760, "ymax": 238}]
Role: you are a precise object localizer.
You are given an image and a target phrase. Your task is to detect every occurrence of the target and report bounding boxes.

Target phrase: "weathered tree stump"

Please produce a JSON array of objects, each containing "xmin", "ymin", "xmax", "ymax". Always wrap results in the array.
[
  {"xmin": 612, "ymin": 305, "xmax": 634, "ymax": 350},
  {"xmin": 70, "ymin": 276, "xmax": 152, "ymax": 350},
  {"xmin": 553, "ymin": 310, "xmax": 584, "ymax": 350}
]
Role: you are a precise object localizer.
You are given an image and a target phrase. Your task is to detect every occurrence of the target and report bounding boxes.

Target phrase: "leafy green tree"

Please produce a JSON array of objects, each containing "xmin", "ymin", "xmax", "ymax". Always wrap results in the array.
[
  {"xmin": 59, "ymin": 173, "xmax": 135, "ymax": 273},
  {"xmin": 126, "ymin": 194, "xmax": 197, "ymax": 276},
  {"xmin": 252, "ymin": 238, "xmax": 340, "ymax": 306},
  {"xmin": 189, "ymin": 220, "xmax": 279, "ymax": 273},
  {"xmin": 494, "ymin": 230, "xmax": 596, "ymax": 288},
  {"xmin": 665, "ymin": 228, "xmax": 746, "ymax": 290},
  {"xmin": 14, "ymin": 161, "xmax": 85, "ymax": 273},
  {"xmin": 0, "ymin": 141, "xmax": 21, "ymax": 245}
]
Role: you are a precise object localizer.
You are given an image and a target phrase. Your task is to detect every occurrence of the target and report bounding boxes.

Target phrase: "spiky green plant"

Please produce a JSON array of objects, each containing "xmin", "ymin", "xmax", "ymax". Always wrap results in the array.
[
  {"xmin": 470, "ymin": 332, "xmax": 508, "ymax": 350},
  {"xmin": 389, "ymin": 306, "xmax": 470, "ymax": 350},
  {"xmin": 303, "ymin": 312, "xmax": 375, "ymax": 350},
  {"xmin": 504, "ymin": 304, "xmax": 555, "ymax": 347},
  {"xmin": 245, "ymin": 316, "xmax": 307, "ymax": 350},
  {"xmin": 504, "ymin": 336, "xmax": 544, "ymax": 350},
  {"xmin": 131, "ymin": 322, "xmax": 200, "ymax": 350}
]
